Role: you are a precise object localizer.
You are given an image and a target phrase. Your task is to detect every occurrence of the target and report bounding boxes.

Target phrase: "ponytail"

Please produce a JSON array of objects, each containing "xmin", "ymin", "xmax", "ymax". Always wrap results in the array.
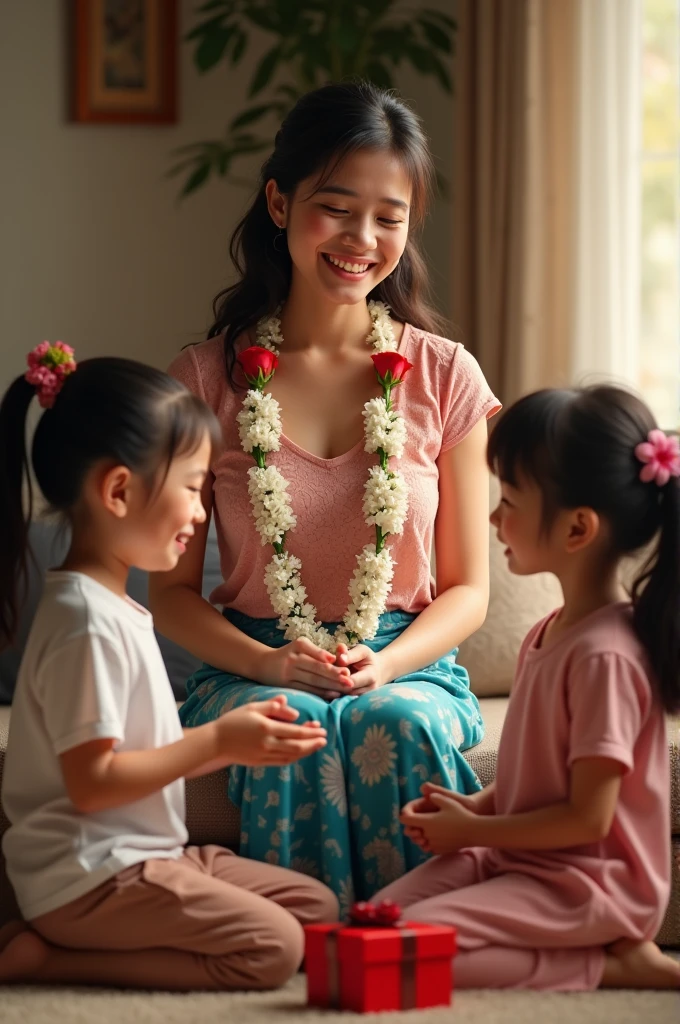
[
  {"xmin": 0, "ymin": 355, "xmax": 222, "ymax": 652},
  {"xmin": 487, "ymin": 385, "xmax": 680, "ymax": 714},
  {"xmin": 632, "ymin": 478, "xmax": 680, "ymax": 714},
  {"xmin": 0, "ymin": 377, "xmax": 37, "ymax": 646}
]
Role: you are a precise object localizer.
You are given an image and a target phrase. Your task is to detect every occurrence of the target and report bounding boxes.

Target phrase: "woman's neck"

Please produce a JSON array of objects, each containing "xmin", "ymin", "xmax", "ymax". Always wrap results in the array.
[{"xmin": 279, "ymin": 279, "xmax": 374, "ymax": 354}]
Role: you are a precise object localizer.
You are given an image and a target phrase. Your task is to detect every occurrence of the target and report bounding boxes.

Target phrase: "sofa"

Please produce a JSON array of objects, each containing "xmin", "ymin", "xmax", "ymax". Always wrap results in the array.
[{"xmin": 1, "ymin": 516, "xmax": 678, "ymax": 946}]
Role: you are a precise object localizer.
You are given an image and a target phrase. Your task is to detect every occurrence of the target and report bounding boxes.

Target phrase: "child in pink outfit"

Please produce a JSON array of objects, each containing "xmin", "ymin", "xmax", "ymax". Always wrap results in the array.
[{"xmin": 376, "ymin": 385, "xmax": 680, "ymax": 991}]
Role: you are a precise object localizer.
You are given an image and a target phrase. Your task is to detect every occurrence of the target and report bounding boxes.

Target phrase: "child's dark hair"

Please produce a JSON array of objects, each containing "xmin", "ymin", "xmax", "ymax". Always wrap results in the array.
[
  {"xmin": 487, "ymin": 385, "xmax": 680, "ymax": 713},
  {"xmin": 0, "ymin": 357, "xmax": 221, "ymax": 648},
  {"xmin": 210, "ymin": 80, "xmax": 442, "ymax": 385}
]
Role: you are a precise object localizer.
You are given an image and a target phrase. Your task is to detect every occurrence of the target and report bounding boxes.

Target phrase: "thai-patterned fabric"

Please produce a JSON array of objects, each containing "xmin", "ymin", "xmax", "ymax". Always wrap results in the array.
[{"xmin": 180, "ymin": 610, "xmax": 484, "ymax": 911}]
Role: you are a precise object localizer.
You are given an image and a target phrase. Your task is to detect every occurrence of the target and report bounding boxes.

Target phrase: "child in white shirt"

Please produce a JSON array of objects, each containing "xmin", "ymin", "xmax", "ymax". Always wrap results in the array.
[{"xmin": 0, "ymin": 345, "xmax": 337, "ymax": 990}]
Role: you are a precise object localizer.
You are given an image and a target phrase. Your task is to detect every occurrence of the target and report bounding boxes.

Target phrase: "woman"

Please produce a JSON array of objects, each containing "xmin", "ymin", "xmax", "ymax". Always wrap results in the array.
[{"xmin": 150, "ymin": 81, "xmax": 500, "ymax": 909}]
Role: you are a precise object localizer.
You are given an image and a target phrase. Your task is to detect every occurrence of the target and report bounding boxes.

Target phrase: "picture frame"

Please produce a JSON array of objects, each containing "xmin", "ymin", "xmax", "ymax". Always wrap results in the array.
[{"xmin": 71, "ymin": 0, "xmax": 177, "ymax": 124}]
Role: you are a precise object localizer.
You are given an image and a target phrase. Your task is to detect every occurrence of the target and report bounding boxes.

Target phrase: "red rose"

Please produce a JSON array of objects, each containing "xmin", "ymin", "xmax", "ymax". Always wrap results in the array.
[
  {"xmin": 371, "ymin": 352, "xmax": 414, "ymax": 387},
  {"xmin": 237, "ymin": 346, "xmax": 279, "ymax": 389}
]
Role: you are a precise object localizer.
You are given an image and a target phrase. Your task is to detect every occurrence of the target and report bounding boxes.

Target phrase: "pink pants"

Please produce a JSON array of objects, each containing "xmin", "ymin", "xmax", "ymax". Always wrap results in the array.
[
  {"xmin": 26, "ymin": 845, "xmax": 338, "ymax": 991},
  {"xmin": 375, "ymin": 849, "xmax": 610, "ymax": 991}
]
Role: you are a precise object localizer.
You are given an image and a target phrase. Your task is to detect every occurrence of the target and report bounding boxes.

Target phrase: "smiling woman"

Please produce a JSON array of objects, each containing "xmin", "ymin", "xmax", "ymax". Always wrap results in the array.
[{"xmin": 149, "ymin": 81, "xmax": 501, "ymax": 908}]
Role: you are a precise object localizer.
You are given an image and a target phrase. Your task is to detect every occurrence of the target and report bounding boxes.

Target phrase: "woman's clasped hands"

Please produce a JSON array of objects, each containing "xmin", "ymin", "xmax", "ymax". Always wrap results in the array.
[{"xmin": 256, "ymin": 637, "xmax": 388, "ymax": 700}]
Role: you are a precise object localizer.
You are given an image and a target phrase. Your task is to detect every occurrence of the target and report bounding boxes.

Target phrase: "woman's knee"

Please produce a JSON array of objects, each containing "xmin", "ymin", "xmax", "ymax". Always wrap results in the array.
[
  {"xmin": 343, "ymin": 688, "xmax": 439, "ymax": 737},
  {"xmin": 254, "ymin": 688, "xmax": 332, "ymax": 725}
]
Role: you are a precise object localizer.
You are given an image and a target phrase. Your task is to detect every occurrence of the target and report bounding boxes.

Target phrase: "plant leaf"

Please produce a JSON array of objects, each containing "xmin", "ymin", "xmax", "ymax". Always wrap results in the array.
[
  {"xmin": 276, "ymin": 0, "xmax": 304, "ymax": 32},
  {"xmin": 197, "ymin": 0, "xmax": 233, "ymax": 12},
  {"xmin": 275, "ymin": 82, "xmax": 301, "ymax": 102},
  {"xmin": 406, "ymin": 40, "xmax": 452, "ymax": 89},
  {"xmin": 231, "ymin": 28, "xmax": 247, "ymax": 64},
  {"xmin": 244, "ymin": 7, "xmax": 280, "ymax": 32},
  {"xmin": 368, "ymin": 26, "xmax": 408, "ymax": 63},
  {"xmin": 195, "ymin": 25, "xmax": 235, "ymax": 71},
  {"xmin": 418, "ymin": 16, "xmax": 453, "ymax": 53},
  {"xmin": 229, "ymin": 104, "xmax": 274, "ymax": 130},
  {"xmin": 216, "ymin": 149, "xmax": 233, "ymax": 175},
  {"xmin": 429, "ymin": 53, "xmax": 452, "ymax": 92},
  {"xmin": 420, "ymin": 8, "xmax": 457, "ymax": 31},
  {"xmin": 249, "ymin": 44, "xmax": 283, "ymax": 97},
  {"xmin": 185, "ymin": 15, "xmax": 228, "ymax": 43},
  {"xmin": 364, "ymin": 60, "xmax": 394, "ymax": 89},
  {"xmin": 166, "ymin": 160, "xmax": 202, "ymax": 179},
  {"xmin": 170, "ymin": 140, "xmax": 222, "ymax": 156},
  {"xmin": 232, "ymin": 139, "xmax": 271, "ymax": 156},
  {"xmin": 181, "ymin": 163, "xmax": 211, "ymax": 198},
  {"xmin": 361, "ymin": 0, "xmax": 393, "ymax": 14},
  {"xmin": 434, "ymin": 169, "xmax": 450, "ymax": 200}
]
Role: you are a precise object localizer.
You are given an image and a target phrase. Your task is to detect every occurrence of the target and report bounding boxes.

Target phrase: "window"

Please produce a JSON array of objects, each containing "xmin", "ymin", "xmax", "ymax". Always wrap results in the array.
[{"xmin": 640, "ymin": 0, "xmax": 680, "ymax": 427}]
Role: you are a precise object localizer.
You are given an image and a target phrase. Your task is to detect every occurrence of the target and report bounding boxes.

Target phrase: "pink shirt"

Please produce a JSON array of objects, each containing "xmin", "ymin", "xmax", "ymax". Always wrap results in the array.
[
  {"xmin": 492, "ymin": 603, "xmax": 670, "ymax": 937},
  {"xmin": 169, "ymin": 324, "xmax": 500, "ymax": 622}
]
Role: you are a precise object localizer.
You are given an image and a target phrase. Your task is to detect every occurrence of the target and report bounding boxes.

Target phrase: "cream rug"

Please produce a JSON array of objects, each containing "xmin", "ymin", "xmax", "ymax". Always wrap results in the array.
[{"xmin": 0, "ymin": 975, "xmax": 678, "ymax": 1024}]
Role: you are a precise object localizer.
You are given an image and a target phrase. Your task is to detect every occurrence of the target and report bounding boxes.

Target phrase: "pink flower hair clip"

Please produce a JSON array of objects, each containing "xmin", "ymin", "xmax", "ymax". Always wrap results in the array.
[
  {"xmin": 634, "ymin": 429, "xmax": 680, "ymax": 487},
  {"xmin": 24, "ymin": 341, "xmax": 77, "ymax": 408}
]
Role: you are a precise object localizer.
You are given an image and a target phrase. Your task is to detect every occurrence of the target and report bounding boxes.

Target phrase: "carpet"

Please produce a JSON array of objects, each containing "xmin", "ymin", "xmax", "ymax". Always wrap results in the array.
[{"xmin": 0, "ymin": 974, "xmax": 678, "ymax": 1024}]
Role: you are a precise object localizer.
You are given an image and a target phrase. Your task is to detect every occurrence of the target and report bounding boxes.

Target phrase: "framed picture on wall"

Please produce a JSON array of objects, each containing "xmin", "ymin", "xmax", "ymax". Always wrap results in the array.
[{"xmin": 71, "ymin": 0, "xmax": 177, "ymax": 124}]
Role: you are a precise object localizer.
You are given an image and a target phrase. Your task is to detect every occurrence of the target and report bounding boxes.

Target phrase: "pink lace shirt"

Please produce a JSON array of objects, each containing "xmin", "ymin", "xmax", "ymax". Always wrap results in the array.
[{"xmin": 169, "ymin": 324, "xmax": 500, "ymax": 622}]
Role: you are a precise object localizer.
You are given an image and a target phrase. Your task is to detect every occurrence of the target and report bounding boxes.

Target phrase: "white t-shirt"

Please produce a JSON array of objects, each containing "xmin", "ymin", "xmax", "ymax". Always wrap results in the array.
[{"xmin": 2, "ymin": 572, "xmax": 188, "ymax": 920}]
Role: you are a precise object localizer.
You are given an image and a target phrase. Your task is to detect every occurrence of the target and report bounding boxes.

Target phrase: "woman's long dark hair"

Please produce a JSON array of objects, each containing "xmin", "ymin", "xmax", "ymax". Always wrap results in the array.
[
  {"xmin": 487, "ymin": 385, "xmax": 680, "ymax": 713},
  {"xmin": 0, "ymin": 357, "xmax": 221, "ymax": 648},
  {"xmin": 210, "ymin": 80, "xmax": 443, "ymax": 385}
]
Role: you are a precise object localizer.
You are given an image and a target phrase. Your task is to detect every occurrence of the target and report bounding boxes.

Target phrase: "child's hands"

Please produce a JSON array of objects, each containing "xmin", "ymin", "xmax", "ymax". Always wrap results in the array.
[
  {"xmin": 400, "ymin": 785, "xmax": 478, "ymax": 855},
  {"xmin": 419, "ymin": 781, "xmax": 481, "ymax": 811},
  {"xmin": 214, "ymin": 696, "xmax": 327, "ymax": 766}
]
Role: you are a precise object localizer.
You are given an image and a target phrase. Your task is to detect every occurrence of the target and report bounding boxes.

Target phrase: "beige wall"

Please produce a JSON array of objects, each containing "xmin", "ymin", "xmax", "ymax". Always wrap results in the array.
[{"xmin": 0, "ymin": 0, "xmax": 453, "ymax": 395}]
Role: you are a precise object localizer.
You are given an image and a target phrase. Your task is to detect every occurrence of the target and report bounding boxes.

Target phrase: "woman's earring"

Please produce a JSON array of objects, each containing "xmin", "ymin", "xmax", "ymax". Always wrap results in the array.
[{"xmin": 273, "ymin": 229, "xmax": 287, "ymax": 253}]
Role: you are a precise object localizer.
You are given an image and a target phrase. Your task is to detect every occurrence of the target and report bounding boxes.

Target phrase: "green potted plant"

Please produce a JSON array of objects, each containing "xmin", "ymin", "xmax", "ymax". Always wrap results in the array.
[{"xmin": 171, "ymin": 0, "xmax": 455, "ymax": 196}]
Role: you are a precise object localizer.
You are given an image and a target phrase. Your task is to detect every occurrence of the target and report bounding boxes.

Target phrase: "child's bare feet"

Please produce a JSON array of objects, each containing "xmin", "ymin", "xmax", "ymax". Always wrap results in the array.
[
  {"xmin": 0, "ymin": 922, "xmax": 48, "ymax": 983},
  {"xmin": 600, "ymin": 938, "xmax": 680, "ymax": 989}
]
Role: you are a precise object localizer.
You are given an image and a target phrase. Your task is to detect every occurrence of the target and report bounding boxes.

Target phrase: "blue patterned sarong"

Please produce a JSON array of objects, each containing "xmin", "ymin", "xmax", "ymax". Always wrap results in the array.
[{"xmin": 179, "ymin": 609, "xmax": 484, "ymax": 914}]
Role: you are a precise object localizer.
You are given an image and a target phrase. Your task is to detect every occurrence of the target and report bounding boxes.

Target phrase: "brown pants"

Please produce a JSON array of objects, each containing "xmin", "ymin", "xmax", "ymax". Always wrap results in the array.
[{"xmin": 28, "ymin": 845, "xmax": 338, "ymax": 991}]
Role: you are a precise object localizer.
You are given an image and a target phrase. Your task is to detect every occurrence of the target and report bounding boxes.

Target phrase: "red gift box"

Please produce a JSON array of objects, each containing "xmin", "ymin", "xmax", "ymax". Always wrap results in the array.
[{"xmin": 305, "ymin": 918, "xmax": 456, "ymax": 1013}]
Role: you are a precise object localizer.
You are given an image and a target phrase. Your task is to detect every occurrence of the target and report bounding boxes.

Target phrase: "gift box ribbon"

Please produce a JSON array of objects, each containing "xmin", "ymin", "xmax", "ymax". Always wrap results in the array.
[{"xmin": 324, "ymin": 926, "xmax": 418, "ymax": 1010}]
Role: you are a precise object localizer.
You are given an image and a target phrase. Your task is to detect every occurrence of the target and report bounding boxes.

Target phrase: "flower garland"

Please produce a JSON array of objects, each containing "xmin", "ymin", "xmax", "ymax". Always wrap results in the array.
[{"xmin": 236, "ymin": 301, "xmax": 413, "ymax": 652}]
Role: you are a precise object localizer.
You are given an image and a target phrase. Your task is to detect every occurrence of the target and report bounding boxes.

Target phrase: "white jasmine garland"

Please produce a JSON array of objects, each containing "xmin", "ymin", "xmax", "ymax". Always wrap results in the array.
[
  {"xmin": 255, "ymin": 316, "xmax": 283, "ymax": 353},
  {"xmin": 242, "ymin": 301, "xmax": 409, "ymax": 648},
  {"xmin": 365, "ymin": 301, "xmax": 394, "ymax": 353},
  {"xmin": 247, "ymin": 466, "xmax": 297, "ymax": 547},
  {"xmin": 363, "ymin": 466, "xmax": 408, "ymax": 536},
  {"xmin": 334, "ymin": 547, "xmax": 395, "ymax": 648},
  {"xmin": 264, "ymin": 553, "xmax": 334, "ymax": 650},
  {"xmin": 363, "ymin": 397, "xmax": 407, "ymax": 459},
  {"xmin": 237, "ymin": 390, "xmax": 283, "ymax": 454}
]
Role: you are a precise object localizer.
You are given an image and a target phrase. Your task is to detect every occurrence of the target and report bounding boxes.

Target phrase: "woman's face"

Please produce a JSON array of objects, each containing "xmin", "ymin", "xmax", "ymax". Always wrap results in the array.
[{"xmin": 267, "ymin": 148, "xmax": 412, "ymax": 307}]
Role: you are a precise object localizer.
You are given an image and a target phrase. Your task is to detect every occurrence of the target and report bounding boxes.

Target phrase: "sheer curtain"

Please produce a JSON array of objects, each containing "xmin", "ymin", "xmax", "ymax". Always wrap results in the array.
[
  {"xmin": 571, "ymin": 0, "xmax": 641, "ymax": 387},
  {"xmin": 452, "ymin": 0, "xmax": 642, "ymax": 403}
]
